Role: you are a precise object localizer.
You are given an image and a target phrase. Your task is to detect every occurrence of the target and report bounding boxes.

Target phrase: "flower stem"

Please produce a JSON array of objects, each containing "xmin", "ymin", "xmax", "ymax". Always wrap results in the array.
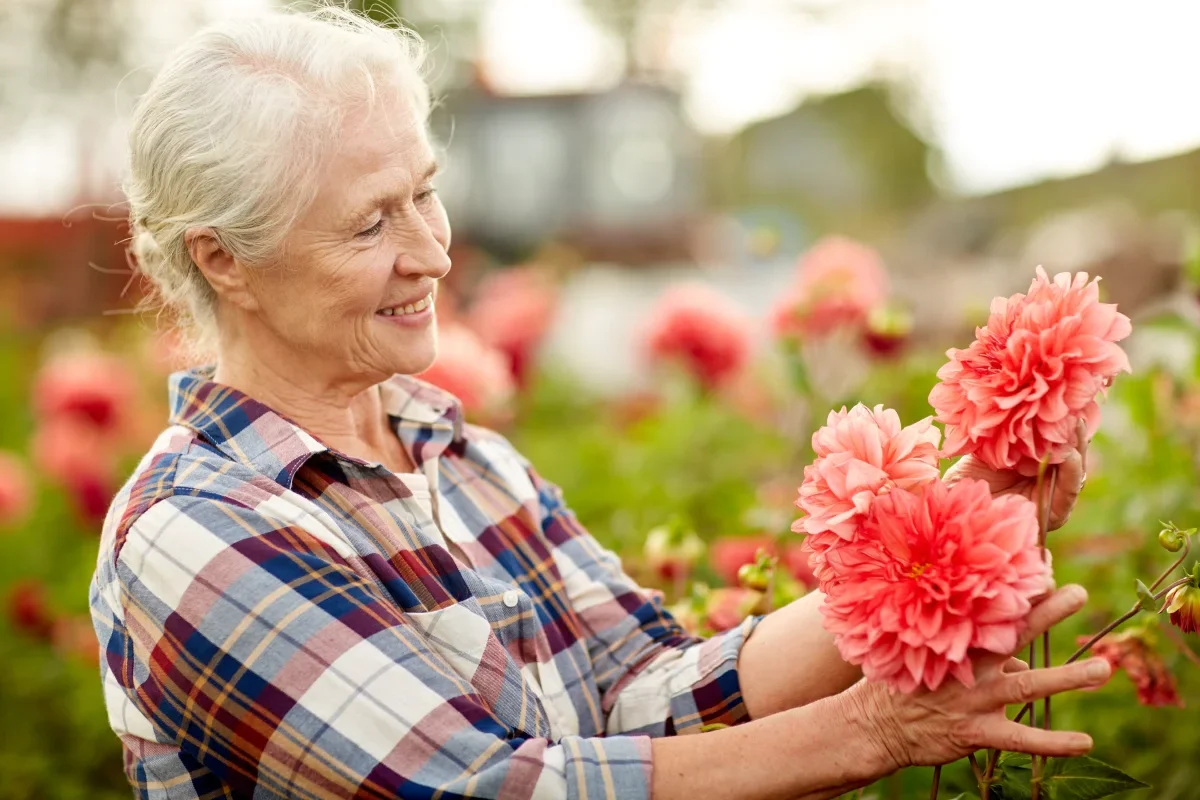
[
  {"xmin": 983, "ymin": 748, "xmax": 999, "ymax": 797},
  {"xmin": 1031, "ymin": 462, "xmax": 1056, "ymax": 800},
  {"xmin": 930, "ymin": 765, "xmax": 941, "ymax": 799},
  {"xmin": 1067, "ymin": 575, "xmax": 1193, "ymax": 662},
  {"xmin": 969, "ymin": 752, "xmax": 987, "ymax": 797},
  {"xmin": 1013, "ymin": 574, "xmax": 1194, "ymax": 724}
]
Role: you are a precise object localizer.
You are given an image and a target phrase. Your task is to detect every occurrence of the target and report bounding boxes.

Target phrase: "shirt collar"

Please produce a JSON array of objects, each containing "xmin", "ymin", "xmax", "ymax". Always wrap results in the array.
[{"xmin": 168, "ymin": 367, "xmax": 465, "ymax": 487}]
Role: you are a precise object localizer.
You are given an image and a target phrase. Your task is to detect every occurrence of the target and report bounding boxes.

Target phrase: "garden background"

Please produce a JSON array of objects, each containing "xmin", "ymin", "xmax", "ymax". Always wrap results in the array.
[{"xmin": 3, "ymin": 0, "xmax": 1200, "ymax": 797}]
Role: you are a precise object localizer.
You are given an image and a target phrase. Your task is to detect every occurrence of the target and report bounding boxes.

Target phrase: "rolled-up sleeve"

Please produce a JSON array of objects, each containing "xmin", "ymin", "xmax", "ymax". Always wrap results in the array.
[
  {"xmin": 112, "ymin": 495, "xmax": 653, "ymax": 799},
  {"xmin": 530, "ymin": 470, "xmax": 759, "ymax": 737}
]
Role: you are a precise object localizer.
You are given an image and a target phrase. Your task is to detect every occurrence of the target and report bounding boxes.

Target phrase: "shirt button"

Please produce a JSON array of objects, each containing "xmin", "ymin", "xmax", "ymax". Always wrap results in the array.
[{"xmin": 502, "ymin": 590, "xmax": 520, "ymax": 608}]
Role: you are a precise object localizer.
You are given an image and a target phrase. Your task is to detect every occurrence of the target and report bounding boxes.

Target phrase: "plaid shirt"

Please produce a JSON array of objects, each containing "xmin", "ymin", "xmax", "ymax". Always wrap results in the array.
[{"xmin": 90, "ymin": 369, "xmax": 756, "ymax": 799}]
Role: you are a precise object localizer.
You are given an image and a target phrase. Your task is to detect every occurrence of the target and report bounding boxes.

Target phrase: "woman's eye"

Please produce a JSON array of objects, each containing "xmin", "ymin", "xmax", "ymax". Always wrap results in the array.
[
  {"xmin": 414, "ymin": 187, "xmax": 437, "ymax": 205},
  {"xmin": 357, "ymin": 218, "xmax": 384, "ymax": 238}
]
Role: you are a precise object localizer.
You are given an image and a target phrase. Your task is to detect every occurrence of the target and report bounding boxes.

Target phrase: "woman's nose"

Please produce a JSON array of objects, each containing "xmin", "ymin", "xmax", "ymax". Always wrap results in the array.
[{"xmin": 394, "ymin": 226, "xmax": 451, "ymax": 280}]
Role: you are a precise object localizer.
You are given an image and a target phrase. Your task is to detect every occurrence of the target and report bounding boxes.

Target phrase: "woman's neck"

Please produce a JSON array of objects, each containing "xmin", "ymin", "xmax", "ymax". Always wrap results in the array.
[{"xmin": 210, "ymin": 346, "xmax": 416, "ymax": 473}]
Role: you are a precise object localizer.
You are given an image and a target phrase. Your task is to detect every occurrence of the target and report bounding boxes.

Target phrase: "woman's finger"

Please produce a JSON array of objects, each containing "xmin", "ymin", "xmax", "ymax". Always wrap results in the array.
[
  {"xmin": 988, "ymin": 658, "xmax": 1111, "ymax": 708},
  {"xmin": 1014, "ymin": 586, "xmax": 1087, "ymax": 652},
  {"xmin": 1001, "ymin": 657, "xmax": 1030, "ymax": 674},
  {"xmin": 1077, "ymin": 418, "xmax": 1090, "ymax": 474},
  {"xmin": 1049, "ymin": 450, "xmax": 1085, "ymax": 530},
  {"xmin": 977, "ymin": 718, "xmax": 1094, "ymax": 758}
]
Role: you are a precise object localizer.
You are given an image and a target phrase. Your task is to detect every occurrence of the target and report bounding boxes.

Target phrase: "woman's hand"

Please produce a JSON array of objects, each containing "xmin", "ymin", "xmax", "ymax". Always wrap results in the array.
[
  {"xmin": 943, "ymin": 420, "xmax": 1089, "ymax": 531},
  {"xmin": 845, "ymin": 584, "xmax": 1109, "ymax": 771}
]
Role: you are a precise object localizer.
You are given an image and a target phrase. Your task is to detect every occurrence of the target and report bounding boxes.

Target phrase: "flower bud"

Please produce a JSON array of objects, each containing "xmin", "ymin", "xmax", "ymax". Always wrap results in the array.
[
  {"xmin": 644, "ymin": 524, "xmax": 705, "ymax": 580},
  {"xmin": 862, "ymin": 304, "xmax": 913, "ymax": 359},
  {"xmin": 1159, "ymin": 529, "xmax": 1185, "ymax": 553},
  {"xmin": 736, "ymin": 549, "xmax": 777, "ymax": 591},
  {"xmin": 736, "ymin": 562, "xmax": 769, "ymax": 591}
]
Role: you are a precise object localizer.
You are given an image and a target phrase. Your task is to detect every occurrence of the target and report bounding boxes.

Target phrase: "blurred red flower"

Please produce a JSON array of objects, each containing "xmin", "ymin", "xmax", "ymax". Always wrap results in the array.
[
  {"xmin": 1087, "ymin": 630, "xmax": 1184, "ymax": 708},
  {"xmin": 419, "ymin": 323, "xmax": 516, "ymax": 421},
  {"xmin": 31, "ymin": 418, "xmax": 117, "ymax": 524},
  {"xmin": 704, "ymin": 587, "xmax": 762, "ymax": 633},
  {"xmin": 467, "ymin": 267, "xmax": 559, "ymax": 388},
  {"xmin": 33, "ymin": 351, "xmax": 138, "ymax": 435},
  {"xmin": 643, "ymin": 524, "xmax": 705, "ymax": 581},
  {"xmin": 644, "ymin": 283, "xmax": 753, "ymax": 390},
  {"xmin": 930, "ymin": 268, "xmax": 1132, "ymax": 477},
  {"xmin": 709, "ymin": 536, "xmax": 817, "ymax": 590},
  {"xmin": 7, "ymin": 579, "xmax": 54, "ymax": 641},
  {"xmin": 0, "ymin": 451, "xmax": 33, "ymax": 528},
  {"xmin": 770, "ymin": 236, "xmax": 889, "ymax": 340}
]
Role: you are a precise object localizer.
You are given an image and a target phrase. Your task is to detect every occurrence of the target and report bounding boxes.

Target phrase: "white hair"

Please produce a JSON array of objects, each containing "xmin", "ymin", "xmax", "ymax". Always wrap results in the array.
[{"xmin": 125, "ymin": 4, "xmax": 430, "ymax": 353}]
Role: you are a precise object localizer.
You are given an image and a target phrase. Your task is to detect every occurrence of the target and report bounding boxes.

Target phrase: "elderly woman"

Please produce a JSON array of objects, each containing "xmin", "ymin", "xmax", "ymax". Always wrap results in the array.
[{"xmin": 90, "ymin": 7, "xmax": 1107, "ymax": 799}]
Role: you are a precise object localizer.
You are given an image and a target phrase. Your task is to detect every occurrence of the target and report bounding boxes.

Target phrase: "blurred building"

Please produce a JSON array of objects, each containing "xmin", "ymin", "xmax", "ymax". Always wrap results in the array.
[
  {"xmin": 0, "ymin": 213, "xmax": 131, "ymax": 329},
  {"xmin": 715, "ymin": 85, "xmax": 938, "ymax": 239},
  {"xmin": 432, "ymin": 81, "xmax": 703, "ymax": 263}
]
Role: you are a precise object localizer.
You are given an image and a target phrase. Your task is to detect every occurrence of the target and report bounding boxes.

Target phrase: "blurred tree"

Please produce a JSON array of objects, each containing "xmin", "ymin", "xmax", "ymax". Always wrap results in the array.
[
  {"xmin": 0, "ymin": 0, "xmax": 148, "ymax": 122},
  {"xmin": 336, "ymin": 0, "xmax": 483, "ymax": 92}
]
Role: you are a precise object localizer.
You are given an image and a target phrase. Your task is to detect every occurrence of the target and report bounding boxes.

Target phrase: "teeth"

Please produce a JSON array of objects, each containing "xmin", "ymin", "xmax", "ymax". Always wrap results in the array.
[{"xmin": 378, "ymin": 292, "xmax": 433, "ymax": 318}]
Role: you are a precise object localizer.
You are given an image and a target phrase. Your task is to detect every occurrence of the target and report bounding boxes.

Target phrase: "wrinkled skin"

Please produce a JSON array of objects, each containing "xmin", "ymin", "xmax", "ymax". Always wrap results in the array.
[{"xmin": 847, "ymin": 584, "xmax": 1111, "ymax": 770}]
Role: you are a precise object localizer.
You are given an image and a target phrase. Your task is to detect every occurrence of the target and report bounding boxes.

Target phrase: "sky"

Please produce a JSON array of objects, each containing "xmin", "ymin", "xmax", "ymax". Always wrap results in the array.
[{"xmin": 4, "ymin": 0, "xmax": 1200, "ymax": 211}]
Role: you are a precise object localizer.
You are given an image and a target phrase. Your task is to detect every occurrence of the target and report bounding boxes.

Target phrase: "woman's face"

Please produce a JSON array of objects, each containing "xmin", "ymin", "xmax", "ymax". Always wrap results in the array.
[{"xmin": 245, "ymin": 88, "xmax": 452, "ymax": 384}]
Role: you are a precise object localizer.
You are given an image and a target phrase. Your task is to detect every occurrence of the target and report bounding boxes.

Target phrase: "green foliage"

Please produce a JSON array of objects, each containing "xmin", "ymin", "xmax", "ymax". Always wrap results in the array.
[
  {"xmin": 995, "ymin": 754, "xmax": 1147, "ymax": 800},
  {"xmin": 1135, "ymin": 579, "xmax": 1158, "ymax": 612}
]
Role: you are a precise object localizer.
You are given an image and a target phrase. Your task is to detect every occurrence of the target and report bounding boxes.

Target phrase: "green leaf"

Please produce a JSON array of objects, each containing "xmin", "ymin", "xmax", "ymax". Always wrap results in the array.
[
  {"xmin": 1041, "ymin": 756, "xmax": 1150, "ymax": 799},
  {"xmin": 998, "ymin": 753, "xmax": 1033, "ymax": 799},
  {"xmin": 1135, "ymin": 579, "xmax": 1158, "ymax": 612}
]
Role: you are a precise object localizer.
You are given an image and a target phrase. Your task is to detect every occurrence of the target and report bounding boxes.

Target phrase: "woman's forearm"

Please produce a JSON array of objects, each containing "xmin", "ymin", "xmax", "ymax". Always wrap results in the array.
[
  {"xmin": 650, "ymin": 690, "xmax": 890, "ymax": 800},
  {"xmin": 737, "ymin": 590, "xmax": 862, "ymax": 719}
]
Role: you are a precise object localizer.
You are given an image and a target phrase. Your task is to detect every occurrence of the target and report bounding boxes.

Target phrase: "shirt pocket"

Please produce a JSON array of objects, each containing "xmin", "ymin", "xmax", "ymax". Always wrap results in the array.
[
  {"xmin": 406, "ymin": 597, "xmax": 552, "ymax": 739},
  {"xmin": 465, "ymin": 576, "xmax": 586, "ymax": 739}
]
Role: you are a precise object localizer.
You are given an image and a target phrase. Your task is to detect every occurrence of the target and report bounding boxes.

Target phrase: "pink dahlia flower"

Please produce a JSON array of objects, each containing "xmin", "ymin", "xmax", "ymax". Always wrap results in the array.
[
  {"xmin": 794, "ymin": 404, "xmax": 941, "ymax": 579},
  {"xmin": 644, "ymin": 283, "xmax": 754, "ymax": 390},
  {"xmin": 821, "ymin": 479, "xmax": 1047, "ymax": 693},
  {"xmin": 930, "ymin": 267, "xmax": 1131, "ymax": 476},
  {"xmin": 770, "ymin": 236, "xmax": 889, "ymax": 340},
  {"xmin": 419, "ymin": 323, "xmax": 516, "ymax": 420}
]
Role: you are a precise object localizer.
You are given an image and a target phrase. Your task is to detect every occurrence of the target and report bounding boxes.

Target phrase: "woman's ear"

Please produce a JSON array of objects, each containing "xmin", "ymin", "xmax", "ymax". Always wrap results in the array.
[{"xmin": 185, "ymin": 227, "xmax": 259, "ymax": 311}]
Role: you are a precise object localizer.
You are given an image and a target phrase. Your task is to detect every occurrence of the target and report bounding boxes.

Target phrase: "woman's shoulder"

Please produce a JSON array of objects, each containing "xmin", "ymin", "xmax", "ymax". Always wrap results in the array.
[{"xmin": 100, "ymin": 423, "xmax": 290, "ymax": 564}]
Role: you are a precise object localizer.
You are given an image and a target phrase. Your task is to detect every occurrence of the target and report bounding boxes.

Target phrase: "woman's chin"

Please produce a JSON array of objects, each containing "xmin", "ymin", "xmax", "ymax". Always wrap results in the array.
[{"xmin": 388, "ymin": 349, "xmax": 437, "ymax": 378}]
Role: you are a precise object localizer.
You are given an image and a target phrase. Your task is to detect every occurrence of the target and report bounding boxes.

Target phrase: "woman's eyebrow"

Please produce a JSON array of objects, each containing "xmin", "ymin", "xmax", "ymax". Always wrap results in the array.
[{"xmin": 345, "ymin": 162, "xmax": 441, "ymax": 223}]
